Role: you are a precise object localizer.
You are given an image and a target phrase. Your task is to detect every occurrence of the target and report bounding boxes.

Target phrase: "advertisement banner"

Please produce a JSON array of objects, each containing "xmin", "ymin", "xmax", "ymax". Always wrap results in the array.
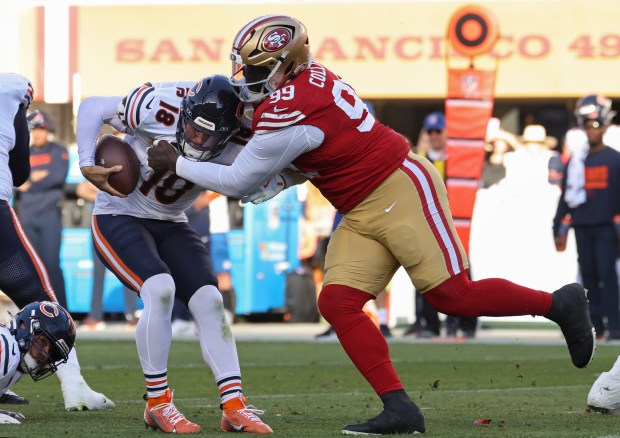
[{"xmin": 37, "ymin": 0, "xmax": 620, "ymax": 99}]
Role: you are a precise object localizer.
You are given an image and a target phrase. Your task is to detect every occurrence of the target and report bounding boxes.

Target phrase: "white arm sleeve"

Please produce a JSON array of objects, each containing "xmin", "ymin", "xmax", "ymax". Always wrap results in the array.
[
  {"xmin": 176, "ymin": 124, "xmax": 324, "ymax": 198},
  {"xmin": 76, "ymin": 96, "xmax": 124, "ymax": 168},
  {"xmin": 211, "ymin": 140, "xmax": 245, "ymax": 166}
]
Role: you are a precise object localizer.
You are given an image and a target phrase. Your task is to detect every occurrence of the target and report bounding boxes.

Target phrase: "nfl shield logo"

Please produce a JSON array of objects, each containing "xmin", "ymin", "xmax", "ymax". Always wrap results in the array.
[{"xmin": 461, "ymin": 74, "xmax": 479, "ymax": 97}]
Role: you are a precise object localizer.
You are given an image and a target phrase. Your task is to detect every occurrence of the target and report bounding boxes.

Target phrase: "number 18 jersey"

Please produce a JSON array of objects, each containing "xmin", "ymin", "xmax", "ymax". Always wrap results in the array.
[{"xmin": 93, "ymin": 82, "xmax": 202, "ymax": 221}]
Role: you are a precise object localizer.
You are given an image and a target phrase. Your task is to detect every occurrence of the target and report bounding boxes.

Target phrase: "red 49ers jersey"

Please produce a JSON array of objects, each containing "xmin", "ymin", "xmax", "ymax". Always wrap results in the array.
[{"xmin": 253, "ymin": 62, "xmax": 410, "ymax": 213}]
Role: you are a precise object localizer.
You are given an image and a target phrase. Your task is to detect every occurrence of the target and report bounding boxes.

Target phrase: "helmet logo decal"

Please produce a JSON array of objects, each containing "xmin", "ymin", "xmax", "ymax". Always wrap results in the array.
[
  {"xmin": 188, "ymin": 79, "xmax": 203, "ymax": 97},
  {"xmin": 262, "ymin": 28, "xmax": 291, "ymax": 51},
  {"xmin": 39, "ymin": 302, "xmax": 59, "ymax": 318},
  {"xmin": 194, "ymin": 117, "xmax": 216, "ymax": 131}
]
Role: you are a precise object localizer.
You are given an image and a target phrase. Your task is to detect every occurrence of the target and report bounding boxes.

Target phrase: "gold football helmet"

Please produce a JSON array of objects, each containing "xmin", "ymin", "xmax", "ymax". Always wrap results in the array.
[{"xmin": 230, "ymin": 15, "xmax": 311, "ymax": 102}]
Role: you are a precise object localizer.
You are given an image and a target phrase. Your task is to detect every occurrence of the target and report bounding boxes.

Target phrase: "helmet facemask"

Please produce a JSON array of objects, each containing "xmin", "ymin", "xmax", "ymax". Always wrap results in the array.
[
  {"xmin": 177, "ymin": 111, "xmax": 236, "ymax": 162},
  {"xmin": 20, "ymin": 331, "xmax": 65, "ymax": 381}
]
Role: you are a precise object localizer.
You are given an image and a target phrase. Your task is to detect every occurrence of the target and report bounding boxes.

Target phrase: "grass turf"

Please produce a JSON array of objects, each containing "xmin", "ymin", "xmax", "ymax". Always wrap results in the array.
[{"xmin": 2, "ymin": 340, "xmax": 620, "ymax": 437}]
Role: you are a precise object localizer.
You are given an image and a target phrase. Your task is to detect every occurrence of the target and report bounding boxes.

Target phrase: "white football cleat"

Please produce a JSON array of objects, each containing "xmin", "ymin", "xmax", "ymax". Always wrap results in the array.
[
  {"xmin": 587, "ymin": 371, "xmax": 620, "ymax": 414},
  {"xmin": 0, "ymin": 412, "xmax": 23, "ymax": 424},
  {"xmin": 62, "ymin": 375, "xmax": 116, "ymax": 411}
]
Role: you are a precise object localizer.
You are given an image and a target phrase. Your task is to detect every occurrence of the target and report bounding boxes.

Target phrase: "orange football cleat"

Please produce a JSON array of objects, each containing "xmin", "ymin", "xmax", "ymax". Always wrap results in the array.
[
  {"xmin": 221, "ymin": 405, "xmax": 273, "ymax": 434},
  {"xmin": 144, "ymin": 389, "xmax": 202, "ymax": 434}
]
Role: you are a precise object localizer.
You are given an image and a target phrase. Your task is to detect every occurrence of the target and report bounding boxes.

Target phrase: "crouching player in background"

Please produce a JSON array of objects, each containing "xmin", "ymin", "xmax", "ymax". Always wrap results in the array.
[
  {"xmin": 0, "ymin": 301, "xmax": 76, "ymax": 423},
  {"xmin": 0, "ymin": 72, "xmax": 113, "ymax": 411}
]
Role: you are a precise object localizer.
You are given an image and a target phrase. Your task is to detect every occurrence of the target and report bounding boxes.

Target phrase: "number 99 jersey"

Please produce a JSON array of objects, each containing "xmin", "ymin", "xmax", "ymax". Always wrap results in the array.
[
  {"xmin": 252, "ymin": 62, "xmax": 410, "ymax": 213},
  {"xmin": 94, "ymin": 81, "xmax": 204, "ymax": 221}
]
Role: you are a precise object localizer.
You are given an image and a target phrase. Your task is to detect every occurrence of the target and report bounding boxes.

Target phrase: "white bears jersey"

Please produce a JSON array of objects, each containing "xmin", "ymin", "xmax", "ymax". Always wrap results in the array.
[
  {"xmin": 0, "ymin": 73, "xmax": 33, "ymax": 202},
  {"xmin": 91, "ymin": 81, "xmax": 205, "ymax": 222},
  {"xmin": 0, "ymin": 324, "xmax": 23, "ymax": 395}
]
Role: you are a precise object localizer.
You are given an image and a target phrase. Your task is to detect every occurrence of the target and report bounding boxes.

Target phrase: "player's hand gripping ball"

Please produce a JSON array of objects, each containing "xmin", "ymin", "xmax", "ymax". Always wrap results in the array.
[{"xmin": 94, "ymin": 135, "xmax": 140, "ymax": 195}]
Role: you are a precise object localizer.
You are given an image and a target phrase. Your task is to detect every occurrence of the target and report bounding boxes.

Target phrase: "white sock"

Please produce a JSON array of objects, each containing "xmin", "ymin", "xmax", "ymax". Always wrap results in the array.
[
  {"xmin": 56, "ymin": 348, "xmax": 82, "ymax": 383},
  {"xmin": 189, "ymin": 285, "xmax": 240, "ymax": 378},
  {"xmin": 136, "ymin": 273, "xmax": 175, "ymax": 372}
]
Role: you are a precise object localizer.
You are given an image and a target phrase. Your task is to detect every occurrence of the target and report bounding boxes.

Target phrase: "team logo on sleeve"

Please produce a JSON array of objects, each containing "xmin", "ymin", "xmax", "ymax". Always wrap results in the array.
[{"xmin": 262, "ymin": 29, "xmax": 291, "ymax": 51}]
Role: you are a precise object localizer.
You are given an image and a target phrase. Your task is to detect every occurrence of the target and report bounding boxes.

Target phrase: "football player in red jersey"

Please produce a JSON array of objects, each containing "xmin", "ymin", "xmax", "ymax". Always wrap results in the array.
[{"xmin": 148, "ymin": 15, "xmax": 595, "ymax": 435}]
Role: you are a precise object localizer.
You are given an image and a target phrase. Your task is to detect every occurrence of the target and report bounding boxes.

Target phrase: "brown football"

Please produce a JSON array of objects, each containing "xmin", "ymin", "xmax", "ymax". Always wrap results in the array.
[{"xmin": 94, "ymin": 135, "xmax": 140, "ymax": 195}]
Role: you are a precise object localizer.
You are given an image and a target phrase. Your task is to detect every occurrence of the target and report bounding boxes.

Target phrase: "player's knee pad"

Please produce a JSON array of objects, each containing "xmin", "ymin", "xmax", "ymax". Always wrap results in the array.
[
  {"xmin": 424, "ymin": 271, "xmax": 476, "ymax": 316},
  {"xmin": 318, "ymin": 284, "xmax": 370, "ymax": 324},
  {"xmin": 188, "ymin": 285, "xmax": 224, "ymax": 315},
  {"xmin": 140, "ymin": 273, "xmax": 175, "ymax": 314}
]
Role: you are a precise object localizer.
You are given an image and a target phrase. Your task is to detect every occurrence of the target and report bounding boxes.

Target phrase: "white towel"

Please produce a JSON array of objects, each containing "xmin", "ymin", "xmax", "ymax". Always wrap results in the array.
[{"xmin": 564, "ymin": 143, "xmax": 587, "ymax": 208}]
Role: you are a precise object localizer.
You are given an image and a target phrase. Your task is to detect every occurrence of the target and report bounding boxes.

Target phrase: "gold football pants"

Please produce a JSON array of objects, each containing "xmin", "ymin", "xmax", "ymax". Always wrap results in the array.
[{"xmin": 323, "ymin": 152, "xmax": 469, "ymax": 296}]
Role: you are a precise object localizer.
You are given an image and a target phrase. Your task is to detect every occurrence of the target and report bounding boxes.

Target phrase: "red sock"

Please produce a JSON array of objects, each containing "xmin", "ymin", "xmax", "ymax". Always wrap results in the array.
[
  {"xmin": 424, "ymin": 270, "xmax": 552, "ymax": 317},
  {"xmin": 318, "ymin": 284, "xmax": 403, "ymax": 396}
]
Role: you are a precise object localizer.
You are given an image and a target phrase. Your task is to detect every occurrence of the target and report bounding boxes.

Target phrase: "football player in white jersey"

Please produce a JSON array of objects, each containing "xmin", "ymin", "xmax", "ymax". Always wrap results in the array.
[
  {"xmin": 0, "ymin": 72, "xmax": 114, "ymax": 411},
  {"xmin": 77, "ymin": 75, "xmax": 272, "ymax": 434},
  {"xmin": 0, "ymin": 301, "xmax": 76, "ymax": 423}
]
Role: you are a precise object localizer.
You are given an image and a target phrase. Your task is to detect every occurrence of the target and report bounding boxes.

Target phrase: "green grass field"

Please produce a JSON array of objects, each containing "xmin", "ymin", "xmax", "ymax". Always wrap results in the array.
[{"xmin": 3, "ymin": 339, "xmax": 620, "ymax": 437}]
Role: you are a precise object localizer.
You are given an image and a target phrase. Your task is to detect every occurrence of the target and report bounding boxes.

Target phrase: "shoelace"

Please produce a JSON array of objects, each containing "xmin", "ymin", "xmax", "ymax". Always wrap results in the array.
[
  {"xmin": 245, "ymin": 405, "xmax": 264, "ymax": 415},
  {"xmin": 159, "ymin": 403, "xmax": 187, "ymax": 426},
  {"xmin": 236, "ymin": 406, "xmax": 265, "ymax": 422}
]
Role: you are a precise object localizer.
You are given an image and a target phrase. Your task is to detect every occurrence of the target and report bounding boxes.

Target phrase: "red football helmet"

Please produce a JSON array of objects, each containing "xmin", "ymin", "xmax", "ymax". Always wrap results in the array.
[{"xmin": 230, "ymin": 15, "xmax": 311, "ymax": 102}]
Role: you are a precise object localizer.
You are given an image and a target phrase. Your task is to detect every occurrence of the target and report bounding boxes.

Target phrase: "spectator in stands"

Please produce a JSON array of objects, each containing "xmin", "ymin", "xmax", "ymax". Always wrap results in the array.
[
  {"xmin": 482, "ymin": 118, "xmax": 517, "ymax": 188},
  {"xmin": 554, "ymin": 95, "xmax": 620, "ymax": 340},
  {"xmin": 548, "ymin": 128, "xmax": 587, "ymax": 188},
  {"xmin": 16, "ymin": 110, "xmax": 69, "ymax": 308}
]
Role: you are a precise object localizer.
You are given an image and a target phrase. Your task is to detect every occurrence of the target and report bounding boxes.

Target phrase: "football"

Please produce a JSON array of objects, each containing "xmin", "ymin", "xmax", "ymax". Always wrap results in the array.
[{"xmin": 94, "ymin": 134, "xmax": 140, "ymax": 195}]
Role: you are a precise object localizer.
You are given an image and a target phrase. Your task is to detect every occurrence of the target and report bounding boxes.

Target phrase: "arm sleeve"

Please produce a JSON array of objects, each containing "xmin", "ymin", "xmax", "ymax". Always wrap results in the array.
[
  {"xmin": 76, "ymin": 96, "xmax": 124, "ymax": 168},
  {"xmin": 176, "ymin": 124, "xmax": 324, "ymax": 198},
  {"xmin": 8, "ymin": 105, "xmax": 30, "ymax": 186}
]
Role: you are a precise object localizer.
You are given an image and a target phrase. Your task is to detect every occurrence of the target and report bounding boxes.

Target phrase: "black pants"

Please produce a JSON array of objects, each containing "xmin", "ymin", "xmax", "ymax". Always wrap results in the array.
[{"xmin": 574, "ymin": 224, "xmax": 620, "ymax": 335}]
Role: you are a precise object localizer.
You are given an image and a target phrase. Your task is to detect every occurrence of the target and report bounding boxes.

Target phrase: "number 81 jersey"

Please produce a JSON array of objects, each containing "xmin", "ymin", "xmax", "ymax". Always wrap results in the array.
[
  {"xmin": 252, "ymin": 62, "xmax": 410, "ymax": 213},
  {"xmin": 93, "ymin": 81, "xmax": 202, "ymax": 221}
]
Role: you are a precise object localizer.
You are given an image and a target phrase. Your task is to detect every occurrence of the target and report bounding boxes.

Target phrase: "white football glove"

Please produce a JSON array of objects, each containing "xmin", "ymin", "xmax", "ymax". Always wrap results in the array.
[{"xmin": 242, "ymin": 174, "xmax": 286, "ymax": 204}]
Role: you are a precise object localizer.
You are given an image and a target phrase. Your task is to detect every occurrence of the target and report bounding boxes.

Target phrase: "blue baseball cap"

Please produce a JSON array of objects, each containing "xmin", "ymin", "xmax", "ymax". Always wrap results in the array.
[{"xmin": 423, "ymin": 112, "xmax": 445, "ymax": 131}]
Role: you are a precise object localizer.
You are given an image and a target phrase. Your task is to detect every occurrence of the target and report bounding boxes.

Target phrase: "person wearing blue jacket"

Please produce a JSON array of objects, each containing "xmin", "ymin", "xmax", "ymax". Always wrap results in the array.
[{"xmin": 16, "ymin": 110, "xmax": 69, "ymax": 308}]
